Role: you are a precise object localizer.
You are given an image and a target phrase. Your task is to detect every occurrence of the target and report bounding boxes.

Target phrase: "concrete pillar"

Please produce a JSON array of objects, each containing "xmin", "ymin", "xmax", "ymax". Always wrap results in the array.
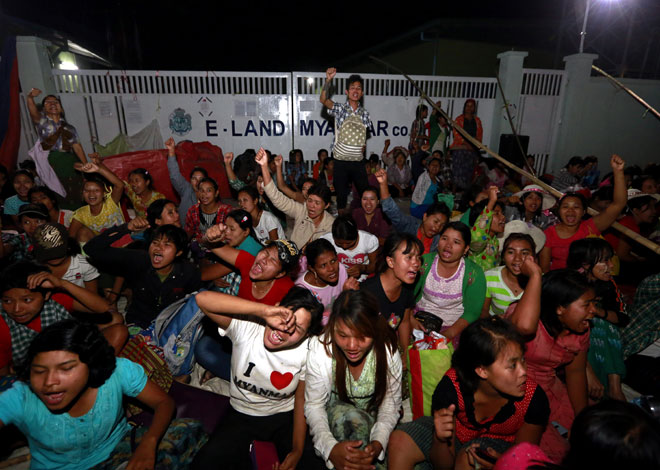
[
  {"xmin": 490, "ymin": 51, "xmax": 528, "ymax": 151},
  {"xmin": 16, "ymin": 36, "xmax": 56, "ymax": 95},
  {"xmin": 549, "ymin": 53, "xmax": 598, "ymax": 172}
]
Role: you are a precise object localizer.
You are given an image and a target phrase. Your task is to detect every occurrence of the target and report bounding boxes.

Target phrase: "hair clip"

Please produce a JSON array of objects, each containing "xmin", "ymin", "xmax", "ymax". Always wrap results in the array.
[{"xmin": 241, "ymin": 215, "xmax": 248, "ymax": 223}]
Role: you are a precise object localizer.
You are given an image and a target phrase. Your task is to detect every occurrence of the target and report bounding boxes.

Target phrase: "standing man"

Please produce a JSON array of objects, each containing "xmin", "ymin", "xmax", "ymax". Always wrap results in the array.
[{"xmin": 320, "ymin": 68, "xmax": 372, "ymax": 212}]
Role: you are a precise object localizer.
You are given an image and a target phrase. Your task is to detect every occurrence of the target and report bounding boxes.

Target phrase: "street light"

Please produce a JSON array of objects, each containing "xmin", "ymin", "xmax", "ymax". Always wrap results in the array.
[{"xmin": 579, "ymin": 0, "xmax": 620, "ymax": 53}]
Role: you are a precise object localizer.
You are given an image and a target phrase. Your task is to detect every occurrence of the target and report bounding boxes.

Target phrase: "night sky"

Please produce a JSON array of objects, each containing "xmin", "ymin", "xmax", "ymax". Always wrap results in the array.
[{"xmin": 3, "ymin": 0, "xmax": 660, "ymax": 77}]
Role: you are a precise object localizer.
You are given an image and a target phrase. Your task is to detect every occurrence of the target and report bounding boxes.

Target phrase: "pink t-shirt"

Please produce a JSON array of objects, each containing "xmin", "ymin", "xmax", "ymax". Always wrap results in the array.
[
  {"xmin": 543, "ymin": 218, "xmax": 599, "ymax": 270},
  {"xmin": 295, "ymin": 264, "xmax": 348, "ymax": 325}
]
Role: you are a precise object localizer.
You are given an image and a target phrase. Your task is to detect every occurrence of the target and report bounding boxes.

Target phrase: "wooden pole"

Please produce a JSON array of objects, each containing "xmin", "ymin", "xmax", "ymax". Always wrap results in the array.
[
  {"xmin": 369, "ymin": 56, "xmax": 660, "ymax": 255},
  {"xmin": 592, "ymin": 65, "xmax": 660, "ymax": 121}
]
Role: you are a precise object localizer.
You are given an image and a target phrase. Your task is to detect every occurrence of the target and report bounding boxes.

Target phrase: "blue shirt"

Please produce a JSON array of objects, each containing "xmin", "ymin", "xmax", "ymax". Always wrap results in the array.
[
  {"xmin": 0, "ymin": 358, "xmax": 147, "ymax": 470},
  {"xmin": 238, "ymin": 235, "xmax": 263, "ymax": 256},
  {"xmin": 3, "ymin": 194, "xmax": 27, "ymax": 216}
]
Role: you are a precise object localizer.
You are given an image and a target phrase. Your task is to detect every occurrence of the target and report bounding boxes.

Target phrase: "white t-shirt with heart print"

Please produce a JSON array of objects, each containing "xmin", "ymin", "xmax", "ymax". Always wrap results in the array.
[{"xmin": 219, "ymin": 318, "xmax": 309, "ymax": 416}]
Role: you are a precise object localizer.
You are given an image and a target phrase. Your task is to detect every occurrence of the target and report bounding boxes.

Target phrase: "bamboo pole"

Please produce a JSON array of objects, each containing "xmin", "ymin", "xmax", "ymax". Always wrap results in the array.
[
  {"xmin": 592, "ymin": 65, "xmax": 660, "ymax": 121},
  {"xmin": 369, "ymin": 56, "xmax": 660, "ymax": 255}
]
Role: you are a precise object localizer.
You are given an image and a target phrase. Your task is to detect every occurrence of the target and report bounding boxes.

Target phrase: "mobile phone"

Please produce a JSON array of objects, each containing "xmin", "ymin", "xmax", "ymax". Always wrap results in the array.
[
  {"xmin": 552, "ymin": 420, "xmax": 569, "ymax": 438},
  {"xmin": 473, "ymin": 447, "xmax": 497, "ymax": 464}
]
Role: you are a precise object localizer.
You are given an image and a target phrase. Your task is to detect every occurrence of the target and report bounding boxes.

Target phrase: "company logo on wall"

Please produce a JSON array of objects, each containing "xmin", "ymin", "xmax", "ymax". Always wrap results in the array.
[{"xmin": 169, "ymin": 108, "xmax": 192, "ymax": 136}]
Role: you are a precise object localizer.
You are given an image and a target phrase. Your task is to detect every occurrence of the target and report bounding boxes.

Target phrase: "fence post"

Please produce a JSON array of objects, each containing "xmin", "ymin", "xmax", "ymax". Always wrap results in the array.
[
  {"xmin": 490, "ymin": 51, "xmax": 528, "ymax": 151},
  {"xmin": 549, "ymin": 53, "xmax": 598, "ymax": 173}
]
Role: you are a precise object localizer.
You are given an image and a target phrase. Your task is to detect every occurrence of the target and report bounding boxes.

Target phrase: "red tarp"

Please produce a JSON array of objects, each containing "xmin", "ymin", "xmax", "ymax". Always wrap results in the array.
[{"xmin": 102, "ymin": 141, "xmax": 232, "ymax": 203}]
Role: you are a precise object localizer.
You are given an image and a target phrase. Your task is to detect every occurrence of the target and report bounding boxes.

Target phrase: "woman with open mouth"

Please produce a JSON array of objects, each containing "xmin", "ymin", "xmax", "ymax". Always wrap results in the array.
[
  {"xmin": 413, "ymin": 222, "xmax": 486, "ymax": 342},
  {"xmin": 0, "ymin": 320, "xmax": 206, "ymax": 469},
  {"xmin": 540, "ymin": 154, "xmax": 627, "ymax": 272},
  {"xmin": 506, "ymin": 267, "xmax": 598, "ymax": 462},
  {"xmin": 191, "ymin": 287, "xmax": 323, "ymax": 469},
  {"xmin": 388, "ymin": 317, "xmax": 549, "ymax": 470},
  {"xmin": 304, "ymin": 289, "xmax": 402, "ymax": 470}
]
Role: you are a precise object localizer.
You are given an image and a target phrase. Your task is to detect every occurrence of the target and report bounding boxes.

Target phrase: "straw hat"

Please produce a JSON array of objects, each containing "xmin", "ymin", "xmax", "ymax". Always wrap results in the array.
[
  {"xmin": 514, "ymin": 185, "xmax": 557, "ymax": 211},
  {"xmin": 499, "ymin": 220, "xmax": 546, "ymax": 254}
]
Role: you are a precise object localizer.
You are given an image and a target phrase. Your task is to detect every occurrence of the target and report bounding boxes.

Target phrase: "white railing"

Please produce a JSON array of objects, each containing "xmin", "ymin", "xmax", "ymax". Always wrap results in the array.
[
  {"xmin": 521, "ymin": 69, "xmax": 564, "ymax": 96},
  {"xmin": 53, "ymin": 70, "xmax": 291, "ymax": 95}
]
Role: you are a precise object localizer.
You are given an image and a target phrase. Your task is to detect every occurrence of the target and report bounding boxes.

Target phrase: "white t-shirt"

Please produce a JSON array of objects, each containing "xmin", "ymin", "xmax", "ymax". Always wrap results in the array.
[
  {"xmin": 255, "ymin": 211, "xmax": 285, "ymax": 244},
  {"xmin": 62, "ymin": 254, "xmax": 100, "ymax": 288},
  {"xmin": 322, "ymin": 230, "xmax": 379, "ymax": 282},
  {"xmin": 219, "ymin": 318, "xmax": 308, "ymax": 416}
]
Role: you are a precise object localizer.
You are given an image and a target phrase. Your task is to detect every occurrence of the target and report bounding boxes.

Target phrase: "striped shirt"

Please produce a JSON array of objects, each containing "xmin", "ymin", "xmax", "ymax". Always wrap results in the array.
[{"xmin": 485, "ymin": 266, "xmax": 522, "ymax": 316}]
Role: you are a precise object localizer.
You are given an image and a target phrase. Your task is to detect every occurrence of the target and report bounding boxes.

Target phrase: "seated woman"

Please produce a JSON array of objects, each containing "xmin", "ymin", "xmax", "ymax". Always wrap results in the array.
[
  {"xmin": 321, "ymin": 215, "xmax": 379, "ymax": 281},
  {"xmin": 482, "ymin": 233, "xmax": 538, "ymax": 318},
  {"xmin": 69, "ymin": 158, "xmax": 125, "ymax": 243},
  {"xmin": 3, "ymin": 170, "xmax": 36, "ymax": 227},
  {"xmin": 295, "ymin": 238, "xmax": 358, "ymax": 324},
  {"xmin": 236, "ymin": 185, "xmax": 284, "ymax": 244},
  {"xmin": 124, "ymin": 168, "xmax": 165, "ymax": 218},
  {"xmin": 191, "ymin": 287, "xmax": 323, "ymax": 469},
  {"xmin": 414, "ymin": 222, "xmax": 486, "ymax": 341},
  {"xmin": 567, "ymin": 238, "xmax": 629, "ymax": 401},
  {"xmin": 200, "ymin": 209, "xmax": 262, "ymax": 296},
  {"xmin": 305, "ymin": 289, "xmax": 402, "ymax": 470},
  {"xmin": 468, "ymin": 186, "xmax": 506, "ymax": 272},
  {"xmin": 504, "ymin": 184, "xmax": 557, "ymax": 230},
  {"xmin": 351, "ymin": 186, "xmax": 391, "ymax": 246},
  {"xmin": 29, "ymin": 185, "xmax": 73, "ymax": 228},
  {"xmin": 256, "ymin": 147, "xmax": 334, "ymax": 250},
  {"xmin": 410, "ymin": 158, "xmax": 442, "ymax": 219},
  {"xmin": 388, "ymin": 317, "xmax": 549, "ymax": 470},
  {"xmin": 184, "ymin": 176, "xmax": 233, "ymax": 260},
  {"xmin": 540, "ymin": 154, "xmax": 627, "ymax": 272},
  {"xmin": 376, "ymin": 169, "xmax": 450, "ymax": 254},
  {"xmin": 146, "ymin": 199, "xmax": 181, "ymax": 228},
  {"xmin": 387, "ymin": 149, "xmax": 413, "ymax": 198},
  {"xmin": 362, "ymin": 232, "xmax": 422, "ymax": 349},
  {"xmin": 506, "ymin": 266, "xmax": 596, "ymax": 462},
  {"xmin": 84, "ymin": 222, "xmax": 201, "ymax": 331},
  {"xmin": 0, "ymin": 319, "xmax": 206, "ymax": 469}
]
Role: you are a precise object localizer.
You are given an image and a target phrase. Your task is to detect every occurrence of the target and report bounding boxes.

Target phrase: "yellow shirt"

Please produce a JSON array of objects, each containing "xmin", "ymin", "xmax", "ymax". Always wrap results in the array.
[
  {"xmin": 123, "ymin": 181, "xmax": 165, "ymax": 218},
  {"xmin": 73, "ymin": 195, "xmax": 125, "ymax": 235}
]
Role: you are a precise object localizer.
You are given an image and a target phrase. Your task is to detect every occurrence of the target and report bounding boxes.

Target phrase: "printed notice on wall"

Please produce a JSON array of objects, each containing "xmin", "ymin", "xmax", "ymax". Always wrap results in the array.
[
  {"xmin": 97, "ymin": 100, "xmax": 113, "ymax": 118},
  {"xmin": 125, "ymin": 100, "xmax": 143, "ymax": 125}
]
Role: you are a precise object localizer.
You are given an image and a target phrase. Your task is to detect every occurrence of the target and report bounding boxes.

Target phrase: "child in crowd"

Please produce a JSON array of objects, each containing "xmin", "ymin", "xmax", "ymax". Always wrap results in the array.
[
  {"xmin": 0, "ymin": 262, "xmax": 125, "ymax": 375},
  {"xmin": 504, "ymin": 184, "xmax": 557, "ymax": 230},
  {"xmin": 321, "ymin": 216, "xmax": 379, "ymax": 281},
  {"xmin": 124, "ymin": 168, "xmax": 165, "ymax": 218},
  {"xmin": 184, "ymin": 176, "xmax": 232, "ymax": 259},
  {"xmin": 3, "ymin": 170, "xmax": 35, "ymax": 226},
  {"xmin": 313, "ymin": 148, "xmax": 328, "ymax": 180},
  {"xmin": 305, "ymin": 290, "xmax": 402, "ymax": 470},
  {"xmin": 257, "ymin": 148, "xmax": 334, "ymax": 249},
  {"xmin": 567, "ymin": 238, "xmax": 629, "ymax": 401},
  {"xmin": 320, "ymin": 67, "xmax": 372, "ymax": 211},
  {"xmin": 411, "ymin": 158, "xmax": 442, "ymax": 219},
  {"xmin": 376, "ymin": 169, "xmax": 450, "ymax": 254},
  {"xmin": 351, "ymin": 186, "xmax": 391, "ymax": 246},
  {"xmin": 165, "ymin": 137, "xmax": 209, "ymax": 222},
  {"xmin": 468, "ymin": 186, "xmax": 507, "ymax": 272},
  {"xmin": 541, "ymin": 155, "xmax": 627, "ymax": 271},
  {"xmin": 192, "ymin": 287, "xmax": 323, "ymax": 469},
  {"xmin": 0, "ymin": 204, "xmax": 48, "ymax": 263},
  {"xmin": 0, "ymin": 319, "xmax": 206, "ymax": 469},
  {"xmin": 69, "ymin": 158, "xmax": 125, "ymax": 242},
  {"xmin": 482, "ymin": 233, "xmax": 537, "ymax": 318},
  {"xmin": 295, "ymin": 238, "xmax": 358, "ymax": 323},
  {"xmin": 361, "ymin": 232, "xmax": 422, "ymax": 346},
  {"xmin": 286, "ymin": 149, "xmax": 306, "ymax": 191},
  {"xmin": 29, "ymin": 186, "xmax": 74, "ymax": 227},
  {"xmin": 236, "ymin": 185, "xmax": 284, "ymax": 243},
  {"xmin": 388, "ymin": 317, "xmax": 549, "ymax": 470},
  {"xmin": 85, "ymin": 221, "xmax": 201, "ymax": 330}
]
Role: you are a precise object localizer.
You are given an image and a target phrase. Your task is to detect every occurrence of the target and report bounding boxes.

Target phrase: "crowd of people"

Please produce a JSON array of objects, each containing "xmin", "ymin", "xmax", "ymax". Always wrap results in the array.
[{"xmin": 0, "ymin": 72, "xmax": 659, "ymax": 470}]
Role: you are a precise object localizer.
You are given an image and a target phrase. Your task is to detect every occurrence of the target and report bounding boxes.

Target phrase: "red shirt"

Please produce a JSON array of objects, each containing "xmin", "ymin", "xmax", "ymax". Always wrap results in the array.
[
  {"xmin": 544, "ymin": 218, "xmax": 600, "ymax": 270},
  {"xmin": 235, "ymin": 250, "xmax": 294, "ymax": 305},
  {"xmin": 0, "ymin": 315, "xmax": 42, "ymax": 368},
  {"xmin": 603, "ymin": 215, "xmax": 639, "ymax": 251}
]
